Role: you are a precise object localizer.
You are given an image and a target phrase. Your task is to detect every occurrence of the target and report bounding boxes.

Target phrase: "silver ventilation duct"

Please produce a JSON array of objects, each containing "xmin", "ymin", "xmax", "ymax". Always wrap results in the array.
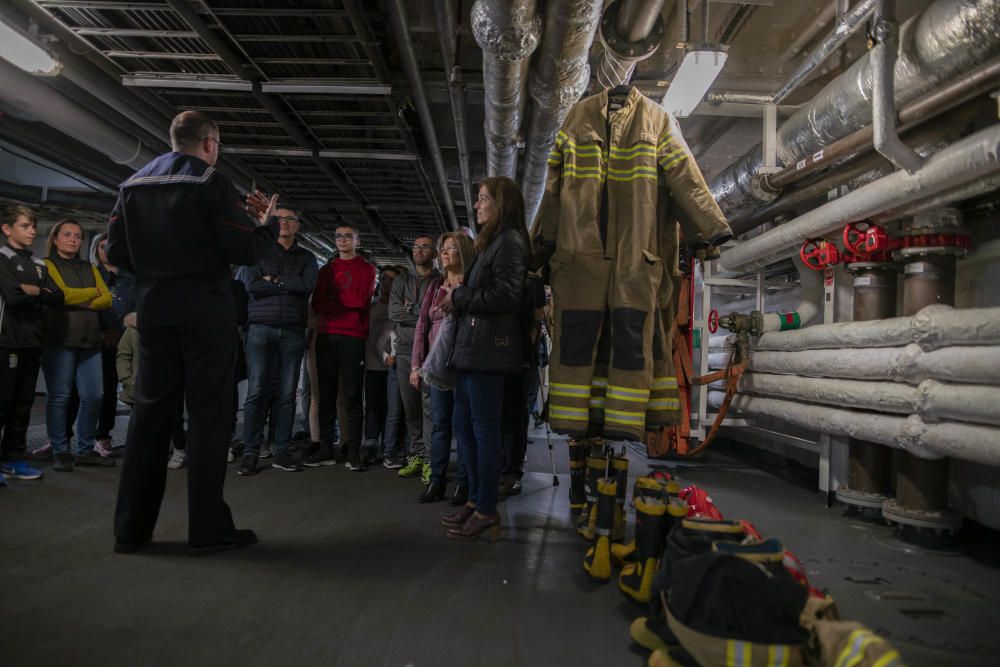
[
  {"xmin": 471, "ymin": 0, "xmax": 542, "ymax": 179},
  {"xmin": 710, "ymin": 0, "xmax": 1000, "ymax": 218},
  {"xmin": 521, "ymin": 0, "xmax": 604, "ymax": 225},
  {"xmin": 594, "ymin": 0, "xmax": 667, "ymax": 90}
]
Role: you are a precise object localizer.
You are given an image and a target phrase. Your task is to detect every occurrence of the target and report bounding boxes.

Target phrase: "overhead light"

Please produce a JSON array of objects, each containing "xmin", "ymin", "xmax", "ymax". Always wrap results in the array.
[
  {"xmin": 0, "ymin": 19, "xmax": 61, "ymax": 76},
  {"xmin": 661, "ymin": 48, "xmax": 728, "ymax": 118},
  {"xmin": 121, "ymin": 74, "xmax": 253, "ymax": 91},
  {"xmin": 260, "ymin": 80, "xmax": 391, "ymax": 96}
]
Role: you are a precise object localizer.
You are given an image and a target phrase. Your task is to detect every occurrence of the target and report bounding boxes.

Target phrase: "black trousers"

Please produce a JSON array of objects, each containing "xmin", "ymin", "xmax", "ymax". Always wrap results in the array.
[
  {"xmin": 501, "ymin": 369, "xmax": 530, "ymax": 480},
  {"xmin": 115, "ymin": 324, "xmax": 238, "ymax": 547},
  {"xmin": 0, "ymin": 348, "xmax": 42, "ymax": 462},
  {"xmin": 363, "ymin": 369, "xmax": 388, "ymax": 443},
  {"xmin": 315, "ymin": 333, "xmax": 365, "ymax": 460}
]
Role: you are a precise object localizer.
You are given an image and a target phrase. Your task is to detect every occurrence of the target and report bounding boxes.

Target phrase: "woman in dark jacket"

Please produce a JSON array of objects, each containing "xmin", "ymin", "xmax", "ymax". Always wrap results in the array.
[{"xmin": 439, "ymin": 176, "xmax": 530, "ymax": 540}]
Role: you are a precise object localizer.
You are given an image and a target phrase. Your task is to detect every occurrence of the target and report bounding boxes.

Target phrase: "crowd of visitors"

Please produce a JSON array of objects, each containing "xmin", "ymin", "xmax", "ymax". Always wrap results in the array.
[{"xmin": 0, "ymin": 110, "xmax": 550, "ymax": 549}]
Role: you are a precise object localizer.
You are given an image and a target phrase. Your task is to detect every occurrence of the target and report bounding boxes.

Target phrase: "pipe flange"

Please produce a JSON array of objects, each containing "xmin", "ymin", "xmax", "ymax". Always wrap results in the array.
[
  {"xmin": 896, "ymin": 246, "xmax": 968, "ymax": 261},
  {"xmin": 845, "ymin": 261, "xmax": 901, "ymax": 273},
  {"xmin": 836, "ymin": 487, "xmax": 889, "ymax": 510},
  {"xmin": 600, "ymin": 0, "xmax": 665, "ymax": 63},
  {"xmin": 749, "ymin": 173, "xmax": 780, "ymax": 203},
  {"xmin": 882, "ymin": 499, "xmax": 963, "ymax": 534}
]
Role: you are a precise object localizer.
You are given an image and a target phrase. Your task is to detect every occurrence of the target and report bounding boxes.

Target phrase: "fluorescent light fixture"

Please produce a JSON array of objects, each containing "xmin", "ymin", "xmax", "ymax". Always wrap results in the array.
[
  {"xmin": 260, "ymin": 79, "xmax": 391, "ymax": 96},
  {"xmin": 121, "ymin": 74, "xmax": 253, "ymax": 91},
  {"xmin": 661, "ymin": 49, "xmax": 728, "ymax": 118},
  {"xmin": 0, "ymin": 20, "xmax": 61, "ymax": 75}
]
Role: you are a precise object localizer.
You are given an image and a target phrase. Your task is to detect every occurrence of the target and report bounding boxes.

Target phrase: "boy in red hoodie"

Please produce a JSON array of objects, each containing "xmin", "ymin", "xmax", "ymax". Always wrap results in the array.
[{"xmin": 305, "ymin": 224, "xmax": 376, "ymax": 470}]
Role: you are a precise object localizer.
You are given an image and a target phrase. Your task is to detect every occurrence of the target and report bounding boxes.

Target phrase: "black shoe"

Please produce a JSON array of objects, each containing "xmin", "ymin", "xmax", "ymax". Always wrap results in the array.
[
  {"xmin": 188, "ymin": 529, "xmax": 258, "ymax": 556},
  {"xmin": 382, "ymin": 455, "xmax": 404, "ymax": 470},
  {"xmin": 499, "ymin": 478, "xmax": 522, "ymax": 497},
  {"xmin": 448, "ymin": 485, "xmax": 469, "ymax": 506},
  {"xmin": 345, "ymin": 459, "xmax": 368, "ymax": 472},
  {"xmin": 53, "ymin": 453, "xmax": 74, "ymax": 473},
  {"xmin": 292, "ymin": 430, "xmax": 309, "ymax": 442},
  {"xmin": 237, "ymin": 456, "xmax": 259, "ymax": 476},
  {"xmin": 419, "ymin": 480, "xmax": 446, "ymax": 503},
  {"xmin": 114, "ymin": 536, "xmax": 152, "ymax": 554},
  {"xmin": 270, "ymin": 451, "xmax": 302, "ymax": 472},
  {"xmin": 74, "ymin": 452, "xmax": 117, "ymax": 467},
  {"xmin": 303, "ymin": 445, "xmax": 337, "ymax": 467}
]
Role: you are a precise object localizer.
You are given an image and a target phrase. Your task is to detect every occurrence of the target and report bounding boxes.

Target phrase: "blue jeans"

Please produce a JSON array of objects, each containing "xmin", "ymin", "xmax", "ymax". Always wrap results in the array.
[
  {"xmin": 453, "ymin": 371, "xmax": 505, "ymax": 516},
  {"xmin": 42, "ymin": 345, "xmax": 103, "ymax": 456},
  {"xmin": 382, "ymin": 365, "xmax": 405, "ymax": 458},
  {"xmin": 429, "ymin": 386, "xmax": 468, "ymax": 486},
  {"xmin": 242, "ymin": 324, "xmax": 305, "ymax": 457}
]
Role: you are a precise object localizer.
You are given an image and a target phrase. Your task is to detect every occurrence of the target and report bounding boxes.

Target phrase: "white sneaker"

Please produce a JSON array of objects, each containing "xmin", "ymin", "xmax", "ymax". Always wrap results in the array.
[
  {"xmin": 167, "ymin": 449, "xmax": 186, "ymax": 470},
  {"xmin": 95, "ymin": 438, "xmax": 115, "ymax": 458}
]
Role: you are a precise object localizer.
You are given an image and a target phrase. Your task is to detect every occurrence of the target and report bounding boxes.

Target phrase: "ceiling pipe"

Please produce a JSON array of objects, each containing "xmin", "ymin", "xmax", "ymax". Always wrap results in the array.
[
  {"xmin": 0, "ymin": 58, "xmax": 155, "ymax": 169},
  {"xmin": 780, "ymin": 3, "xmax": 838, "ymax": 66},
  {"xmin": 521, "ymin": 0, "xmax": 604, "ymax": 225},
  {"xmin": 710, "ymin": 0, "xmax": 1000, "ymax": 218},
  {"xmin": 433, "ymin": 0, "xmax": 475, "ymax": 220},
  {"xmin": 772, "ymin": 0, "xmax": 877, "ymax": 105},
  {"xmin": 871, "ymin": 0, "xmax": 923, "ymax": 174},
  {"xmin": 595, "ymin": 0, "xmax": 667, "ymax": 90},
  {"xmin": 717, "ymin": 123, "xmax": 1000, "ymax": 274},
  {"xmin": 386, "ymin": 0, "xmax": 459, "ymax": 231},
  {"xmin": 709, "ymin": 392, "xmax": 1000, "ymax": 467},
  {"xmin": 471, "ymin": 0, "xmax": 542, "ymax": 179}
]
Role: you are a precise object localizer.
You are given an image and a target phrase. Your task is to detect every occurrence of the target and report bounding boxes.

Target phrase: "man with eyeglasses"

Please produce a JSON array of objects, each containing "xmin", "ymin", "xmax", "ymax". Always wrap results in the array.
[
  {"xmin": 305, "ymin": 224, "xmax": 376, "ymax": 470},
  {"xmin": 107, "ymin": 110, "xmax": 278, "ymax": 555},
  {"xmin": 236, "ymin": 206, "xmax": 317, "ymax": 477},
  {"xmin": 388, "ymin": 235, "xmax": 439, "ymax": 481}
]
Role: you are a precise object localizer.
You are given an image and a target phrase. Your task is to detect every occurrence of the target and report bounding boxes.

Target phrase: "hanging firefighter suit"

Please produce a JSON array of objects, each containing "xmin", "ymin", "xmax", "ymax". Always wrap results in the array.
[{"xmin": 531, "ymin": 86, "xmax": 732, "ymax": 441}]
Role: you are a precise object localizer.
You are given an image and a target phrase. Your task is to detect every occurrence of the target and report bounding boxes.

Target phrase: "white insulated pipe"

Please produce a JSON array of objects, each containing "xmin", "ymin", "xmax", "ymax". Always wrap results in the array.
[
  {"xmin": 727, "ymin": 344, "xmax": 1000, "ymax": 386},
  {"xmin": 729, "ymin": 373, "xmax": 1000, "ymax": 427},
  {"xmin": 708, "ymin": 392, "xmax": 1000, "ymax": 465},
  {"xmin": 755, "ymin": 305, "xmax": 1000, "ymax": 352},
  {"xmin": 718, "ymin": 124, "xmax": 1000, "ymax": 274}
]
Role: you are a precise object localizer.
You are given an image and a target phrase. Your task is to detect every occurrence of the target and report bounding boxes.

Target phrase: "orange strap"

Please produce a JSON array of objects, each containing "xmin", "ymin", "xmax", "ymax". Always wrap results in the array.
[{"xmin": 686, "ymin": 347, "xmax": 746, "ymax": 457}]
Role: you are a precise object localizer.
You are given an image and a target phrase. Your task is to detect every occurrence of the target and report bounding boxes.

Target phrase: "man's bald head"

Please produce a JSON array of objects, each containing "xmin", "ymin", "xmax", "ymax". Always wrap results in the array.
[{"xmin": 170, "ymin": 110, "xmax": 219, "ymax": 152}]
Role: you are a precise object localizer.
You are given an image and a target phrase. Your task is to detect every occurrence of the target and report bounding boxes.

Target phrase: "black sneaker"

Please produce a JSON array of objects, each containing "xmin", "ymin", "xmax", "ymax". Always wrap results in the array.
[
  {"xmin": 236, "ymin": 456, "xmax": 259, "ymax": 476},
  {"xmin": 382, "ymin": 455, "xmax": 404, "ymax": 470},
  {"xmin": 271, "ymin": 451, "xmax": 302, "ymax": 472},
  {"xmin": 345, "ymin": 459, "xmax": 368, "ymax": 472},
  {"xmin": 303, "ymin": 445, "xmax": 337, "ymax": 467},
  {"xmin": 75, "ymin": 452, "xmax": 117, "ymax": 467},
  {"xmin": 188, "ymin": 528, "xmax": 258, "ymax": 556},
  {"xmin": 53, "ymin": 453, "xmax": 74, "ymax": 473}
]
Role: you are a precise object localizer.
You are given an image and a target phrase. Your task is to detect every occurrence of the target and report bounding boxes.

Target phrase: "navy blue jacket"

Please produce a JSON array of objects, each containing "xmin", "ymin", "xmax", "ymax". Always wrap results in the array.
[
  {"xmin": 0, "ymin": 244, "xmax": 64, "ymax": 349},
  {"xmin": 107, "ymin": 151, "xmax": 277, "ymax": 327},
  {"xmin": 245, "ymin": 240, "xmax": 318, "ymax": 328}
]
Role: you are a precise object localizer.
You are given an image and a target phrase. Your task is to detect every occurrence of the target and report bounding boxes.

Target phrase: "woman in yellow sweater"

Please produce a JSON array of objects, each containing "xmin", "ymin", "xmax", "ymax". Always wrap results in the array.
[{"xmin": 42, "ymin": 219, "xmax": 113, "ymax": 472}]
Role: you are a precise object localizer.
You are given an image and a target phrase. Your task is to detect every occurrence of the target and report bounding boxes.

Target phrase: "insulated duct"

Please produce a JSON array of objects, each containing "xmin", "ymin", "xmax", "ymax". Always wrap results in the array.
[
  {"xmin": 708, "ymin": 393, "xmax": 1000, "ymax": 467},
  {"xmin": 754, "ymin": 304, "xmax": 1000, "ymax": 352},
  {"xmin": 0, "ymin": 57, "xmax": 155, "ymax": 170},
  {"xmin": 521, "ymin": 0, "xmax": 604, "ymax": 224},
  {"xmin": 714, "ymin": 344, "xmax": 1000, "ymax": 387},
  {"xmin": 710, "ymin": 0, "xmax": 1000, "ymax": 217},
  {"xmin": 594, "ymin": 0, "xmax": 667, "ymax": 90},
  {"xmin": 730, "ymin": 373, "xmax": 1000, "ymax": 427},
  {"xmin": 717, "ymin": 123, "xmax": 1000, "ymax": 273},
  {"xmin": 472, "ymin": 0, "xmax": 542, "ymax": 179}
]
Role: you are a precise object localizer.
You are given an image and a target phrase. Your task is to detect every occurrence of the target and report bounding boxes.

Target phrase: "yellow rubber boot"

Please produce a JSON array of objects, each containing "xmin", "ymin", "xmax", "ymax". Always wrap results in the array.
[
  {"xmin": 618, "ymin": 496, "xmax": 668, "ymax": 603},
  {"xmin": 577, "ymin": 453, "xmax": 606, "ymax": 540},
  {"xmin": 583, "ymin": 477, "xmax": 617, "ymax": 581},
  {"xmin": 568, "ymin": 439, "xmax": 587, "ymax": 512},
  {"xmin": 611, "ymin": 452, "xmax": 629, "ymax": 543}
]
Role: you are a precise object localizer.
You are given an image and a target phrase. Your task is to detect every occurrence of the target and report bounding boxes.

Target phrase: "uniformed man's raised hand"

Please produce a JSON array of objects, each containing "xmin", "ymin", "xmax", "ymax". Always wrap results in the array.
[{"xmin": 245, "ymin": 191, "xmax": 278, "ymax": 224}]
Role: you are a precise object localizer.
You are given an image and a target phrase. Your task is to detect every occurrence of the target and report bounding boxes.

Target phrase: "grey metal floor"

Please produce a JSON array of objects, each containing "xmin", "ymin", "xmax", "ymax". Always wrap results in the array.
[{"xmin": 3, "ymin": 406, "xmax": 999, "ymax": 666}]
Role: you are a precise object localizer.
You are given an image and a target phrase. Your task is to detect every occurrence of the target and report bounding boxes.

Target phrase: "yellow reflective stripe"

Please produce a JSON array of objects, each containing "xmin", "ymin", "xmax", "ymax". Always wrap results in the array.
[
  {"xmin": 606, "ymin": 165, "xmax": 658, "ymax": 177},
  {"xmin": 561, "ymin": 139, "xmax": 603, "ymax": 155},
  {"xmin": 648, "ymin": 398, "xmax": 680, "ymax": 410},
  {"xmin": 726, "ymin": 639, "xmax": 751, "ymax": 667},
  {"xmin": 657, "ymin": 135, "xmax": 676, "ymax": 151},
  {"xmin": 608, "ymin": 172, "xmax": 657, "ymax": 182},
  {"xmin": 609, "ymin": 143, "xmax": 657, "ymax": 157},
  {"xmin": 550, "ymin": 406, "xmax": 590, "ymax": 421},
  {"xmin": 836, "ymin": 630, "xmax": 880, "ymax": 667},
  {"xmin": 589, "ymin": 398, "xmax": 605, "ymax": 408},
  {"xmin": 605, "ymin": 408, "xmax": 644, "ymax": 421},
  {"xmin": 767, "ymin": 644, "xmax": 789, "ymax": 667},
  {"xmin": 651, "ymin": 377, "xmax": 678, "ymax": 390},
  {"xmin": 659, "ymin": 149, "xmax": 688, "ymax": 170},
  {"xmin": 870, "ymin": 650, "xmax": 901, "ymax": 667},
  {"xmin": 563, "ymin": 164, "xmax": 604, "ymax": 174},
  {"xmin": 563, "ymin": 171, "xmax": 605, "ymax": 181},
  {"xmin": 591, "ymin": 376, "xmax": 608, "ymax": 388},
  {"xmin": 555, "ymin": 130, "xmax": 567, "ymax": 147},
  {"xmin": 551, "ymin": 382, "xmax": 591, "ymax": 391},
  {"xmin": 607, "ymin": 385, "xmax": 650, "ymax": 398}
]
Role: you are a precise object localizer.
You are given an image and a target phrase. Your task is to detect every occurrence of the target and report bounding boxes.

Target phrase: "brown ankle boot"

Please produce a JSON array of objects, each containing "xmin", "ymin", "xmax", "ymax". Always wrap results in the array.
[
  {"xmin": 447, "ymin": 513, "xmax": 501, "ymax": 541},
  {"xmin": 441, "ymin": 504, "xmax": 475, "ymax": 528}
]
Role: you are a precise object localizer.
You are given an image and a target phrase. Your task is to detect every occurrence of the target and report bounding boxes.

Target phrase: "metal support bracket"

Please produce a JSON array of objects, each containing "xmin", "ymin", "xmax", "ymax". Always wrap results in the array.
[{"xmin": 872, "ymin": 0, "xmax": 924, "ymax": 174}]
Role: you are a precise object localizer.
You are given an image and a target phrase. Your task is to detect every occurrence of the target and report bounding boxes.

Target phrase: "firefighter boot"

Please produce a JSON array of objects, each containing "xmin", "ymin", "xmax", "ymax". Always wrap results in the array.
[
  {"xmin": 612, "ymin": 452, "xmax": 629, "ymax": 543},
  {"xmin": 568, "ymin": 438, "xmax": 587, "ymax": 512},
  {"xmin": 612, "ymin": 474, "xmax": 674, "ymax": 566},
  {"xmin": 618, "ymin": 496, "xmax": 667, "ymax": 603},
  {"xmin": 583, "ymin": 477, "xmax": 617, "ymax": 582},
  {"xmin": 577, "ymin": 452, "xmax": 607, "ymax": 540}
]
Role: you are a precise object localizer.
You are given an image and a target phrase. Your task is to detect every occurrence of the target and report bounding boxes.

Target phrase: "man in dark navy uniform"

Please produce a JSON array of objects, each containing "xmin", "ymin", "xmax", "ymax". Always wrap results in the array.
[{"xmin": 108, "ymin": 111, "xmax": 278, "ymax": 555}]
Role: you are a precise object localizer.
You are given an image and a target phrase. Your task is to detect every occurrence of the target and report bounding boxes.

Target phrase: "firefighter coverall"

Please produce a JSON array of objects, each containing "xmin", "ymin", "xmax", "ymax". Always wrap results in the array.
[{"xmin": 531, "ymin": 86, "xmax": 731, "ymax": 441}]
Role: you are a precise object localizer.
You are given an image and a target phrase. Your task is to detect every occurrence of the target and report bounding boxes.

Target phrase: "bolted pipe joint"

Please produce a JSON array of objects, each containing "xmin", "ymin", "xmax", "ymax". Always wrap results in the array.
[{"xmin": 595, "ymin": 0, "xmax": 666, "ymax": 90}]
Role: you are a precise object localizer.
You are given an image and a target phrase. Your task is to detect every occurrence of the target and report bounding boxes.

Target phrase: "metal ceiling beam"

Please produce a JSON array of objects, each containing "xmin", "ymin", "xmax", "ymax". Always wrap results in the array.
[
  {"xmin": 433, "ymin": 0, "xmax": 475, "ymax": 219},
  {"xmin": 261, "ymin": 80, "xmax": 391, "ymax": 95},
  {"xmin": 386, "ymin": 0, "xmax": 459, "ymax": 231},
  {"xmin": 222, "ymin": 147, "xmax": 419, "ymax": 161},
  {"xmin": 105, "ymin": 50, "xmax": 222, "ymax": 61},
  {"xmin": 73, "ymin": 27, "xmax": 201, "ymax": 38},
  {"xmin": 233, "ymin": 35, "xmax": 360, "ymax": 44}
]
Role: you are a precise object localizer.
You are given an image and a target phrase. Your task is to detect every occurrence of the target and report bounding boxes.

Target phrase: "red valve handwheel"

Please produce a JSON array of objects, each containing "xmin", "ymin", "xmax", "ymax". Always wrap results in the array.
[
  {"xmin": 707, "ymin": 309, "xmax": 720, "ymax": 334},
  {"xmin": 800, "ymin": 238, "xmax": 837, "ymax": 271},
  {"xmin": 842, "ymin": 221, "xmax": 874, "ymax": 255}
]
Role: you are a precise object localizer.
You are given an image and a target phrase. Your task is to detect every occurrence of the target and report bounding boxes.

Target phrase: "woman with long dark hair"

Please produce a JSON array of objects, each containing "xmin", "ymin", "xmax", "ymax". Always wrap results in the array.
[{"xmin": 439, "ymin": 176, "xmax": 530, "ymax": 540}]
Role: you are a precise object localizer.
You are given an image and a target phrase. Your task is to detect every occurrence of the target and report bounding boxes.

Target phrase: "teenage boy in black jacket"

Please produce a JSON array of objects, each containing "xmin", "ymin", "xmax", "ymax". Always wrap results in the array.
[{"xmin": 0, "ymin": 206, "xmax": 64, "ymax": 484}]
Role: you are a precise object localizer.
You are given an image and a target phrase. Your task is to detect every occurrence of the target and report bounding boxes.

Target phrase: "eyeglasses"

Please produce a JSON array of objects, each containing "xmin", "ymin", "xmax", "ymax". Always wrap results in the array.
[
  {"xmin": 334, "ymin": 233, "xmax": 357, "ymax": 240},
  {"xmin": 276, "ymin": 215, "xmax": 299, "ymax": 223},
  {"xmin": 412, "ymin": 243, "xmax": 434, "ymax": 250},
  {"xmin": 203, "ymin": 136, "xmax": 223, "ymax": 148}
]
